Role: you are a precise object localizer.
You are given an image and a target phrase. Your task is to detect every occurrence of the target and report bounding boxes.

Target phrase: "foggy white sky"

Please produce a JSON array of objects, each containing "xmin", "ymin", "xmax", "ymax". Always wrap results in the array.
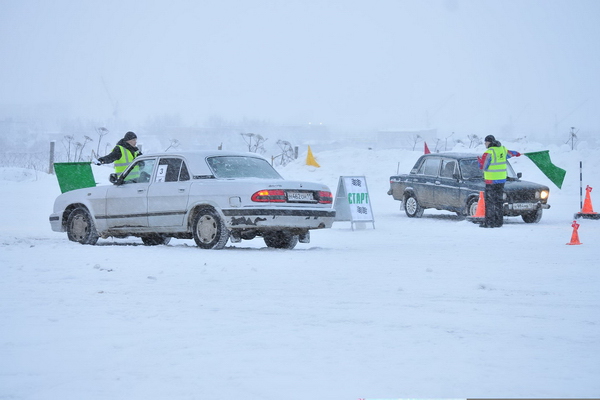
[{"xmin": 1, "ymin": 0, "xmax": 599, "ymax": 136}]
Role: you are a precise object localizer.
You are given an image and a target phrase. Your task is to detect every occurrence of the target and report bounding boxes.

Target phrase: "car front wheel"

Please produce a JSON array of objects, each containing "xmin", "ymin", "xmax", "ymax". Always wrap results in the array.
[
  {"xmin": 192, "ymin": 208, "xmax": 229, "ymax": 249},
  {"xmin": 522, "ymin": 208, "xmax": 543, "ymax": 223},
  {"xmin": 404, "ymin": 193, "xmax": 424, "ymax": 218},
  {"xmin": 66, "ymin": 207, "xmax": 99, "ymax": 245}
]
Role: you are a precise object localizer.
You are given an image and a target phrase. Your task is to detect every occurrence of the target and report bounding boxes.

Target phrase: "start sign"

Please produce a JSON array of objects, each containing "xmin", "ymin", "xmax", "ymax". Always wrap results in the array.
[{"xmin": 333, "ymin": 176, "xmax": 375, "ymax": 230}]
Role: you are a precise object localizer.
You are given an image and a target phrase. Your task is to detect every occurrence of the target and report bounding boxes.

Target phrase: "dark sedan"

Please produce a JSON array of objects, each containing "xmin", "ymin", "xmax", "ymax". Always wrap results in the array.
[{"xmin": 387, "ymin": 152, "xmax": 550, "ymax": 223}]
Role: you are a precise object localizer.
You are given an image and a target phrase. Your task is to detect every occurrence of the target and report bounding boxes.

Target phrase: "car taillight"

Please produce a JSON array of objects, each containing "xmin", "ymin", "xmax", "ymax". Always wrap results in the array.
[
  {"xmin": 251, "ymin": 189, "xmax": 286, "ymax": 202},
  {"xmin": 317, "ymin": 191, "xmax": 333, "ymax": 204}
]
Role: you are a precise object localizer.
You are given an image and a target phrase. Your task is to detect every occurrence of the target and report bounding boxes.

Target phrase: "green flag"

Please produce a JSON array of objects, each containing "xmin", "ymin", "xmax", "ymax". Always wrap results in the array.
[{"xmin": 524, "ymin": 150, "xmax": 566, "ymax": 189}]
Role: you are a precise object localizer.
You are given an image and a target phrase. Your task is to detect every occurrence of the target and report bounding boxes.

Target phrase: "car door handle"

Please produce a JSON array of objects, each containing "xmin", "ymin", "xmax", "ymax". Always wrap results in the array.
[
  {"xmin": 178, "ymin": 188, "xmax": 186, "ymax": 192},
  {"xmin": 137, "ymin": 189, "xmax": 145, "ymax": 193},
  {"xmin": 435, "ymin": 180, "xmax": 441, "ymax": 185}
]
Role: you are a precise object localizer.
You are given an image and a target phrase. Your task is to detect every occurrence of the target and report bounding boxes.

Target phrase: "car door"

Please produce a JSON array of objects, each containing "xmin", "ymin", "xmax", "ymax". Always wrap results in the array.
[
  {"xmin": 105, "ymin": 158, "xmax": 156, "ymax": 229},
  {"xmin": 147, "ymin": 157, "xmax": 193, "ymax": 228},
  {"xmin": 412, "ymin": 157, "xmax": 441, "ymax": 207},
  {"xmin": 435, "ymin": 158, "xmax": 461, "ymax": 209}
]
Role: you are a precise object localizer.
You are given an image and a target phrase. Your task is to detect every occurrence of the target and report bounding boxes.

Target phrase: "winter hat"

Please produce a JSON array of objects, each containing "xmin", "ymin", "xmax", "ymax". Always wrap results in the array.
[
  {"xmin": 124, "ymin": 131, "xmax": 137, "ymax": 141},
  {"xmin": 484, "ymin": 135, "xmax": 495, "ymax": 143}
]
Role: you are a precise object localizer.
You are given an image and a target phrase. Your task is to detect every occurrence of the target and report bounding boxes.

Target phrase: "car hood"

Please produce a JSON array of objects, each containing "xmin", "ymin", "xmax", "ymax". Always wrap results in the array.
[{"xmin": 504, "ymin": 179, "xmax": 549, "ymax": 192}]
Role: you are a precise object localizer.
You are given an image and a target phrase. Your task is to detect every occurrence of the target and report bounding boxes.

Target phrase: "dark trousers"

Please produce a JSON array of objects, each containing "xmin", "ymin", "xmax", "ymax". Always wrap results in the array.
[{"xmin": 484, "ymin": 182, "xmax": 505, "ymax": 227}]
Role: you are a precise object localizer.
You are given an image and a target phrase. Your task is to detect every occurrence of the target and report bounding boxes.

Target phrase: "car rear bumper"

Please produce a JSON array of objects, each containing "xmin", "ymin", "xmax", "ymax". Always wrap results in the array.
[{"xmin": 222, "ymin": 208, "xmax": 336, "ymax": 229}]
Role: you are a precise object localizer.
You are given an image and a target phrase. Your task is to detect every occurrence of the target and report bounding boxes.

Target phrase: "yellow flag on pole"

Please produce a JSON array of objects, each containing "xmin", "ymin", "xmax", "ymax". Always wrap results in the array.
[{"xmin": 306, "ymin": 146, "xmax": 320, "ymax": 167}]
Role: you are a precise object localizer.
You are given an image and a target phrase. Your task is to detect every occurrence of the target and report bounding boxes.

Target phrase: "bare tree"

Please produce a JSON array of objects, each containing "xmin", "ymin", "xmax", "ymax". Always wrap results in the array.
[
  {"xmin": 62, "ymin": 135, "xmax": 74, "ymax": 161},
  {"xmin": 273, "ymin": 140, "xmax": 295, "ymax": 166},
  {"xmin": 565, "ymin": 127, "xmax": 579, "ymax": 150},
  {"xmin": 165, "ymin": 139, "xmax": 180, "ymax": 152},
  {"xmin": 240, "ymin": 133, "xmax": 267, "ymax": 154},
  {"xmin": 467, "ymin": 134, "xmax": 481, "ymax": 148},
  {"xmin": 73, "ymin": 142, "xmax": 82, "ymax": 162},
  {"xmin": 410, "ymin": 134, "xmax": 422, "ymax": 151},
  {"xmin": 77, "ymin": 136, "xmax": 93, "ymax": 161},
  {"xmin": 95, "ymin": 127, "xmax": 109, "ymax": 156}
]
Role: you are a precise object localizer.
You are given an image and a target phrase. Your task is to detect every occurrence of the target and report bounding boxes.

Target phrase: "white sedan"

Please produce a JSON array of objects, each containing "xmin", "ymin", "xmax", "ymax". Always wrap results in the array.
[{"xmin": 49, "ymin": 151, "xmax": 336, "ymax": 249}]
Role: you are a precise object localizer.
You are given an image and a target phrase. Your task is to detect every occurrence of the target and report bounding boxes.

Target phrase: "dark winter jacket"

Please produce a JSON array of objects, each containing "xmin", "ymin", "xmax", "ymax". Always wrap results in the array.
[{"xmin": 98, "ymin": 139, "xmax": 142, "ymax": 165}]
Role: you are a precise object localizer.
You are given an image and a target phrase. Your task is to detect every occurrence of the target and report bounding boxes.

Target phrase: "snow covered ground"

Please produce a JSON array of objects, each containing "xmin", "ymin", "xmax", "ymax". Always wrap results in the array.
[{"xmin": 1, "ymin": 141, "xmax": 599, "ymax": 399}]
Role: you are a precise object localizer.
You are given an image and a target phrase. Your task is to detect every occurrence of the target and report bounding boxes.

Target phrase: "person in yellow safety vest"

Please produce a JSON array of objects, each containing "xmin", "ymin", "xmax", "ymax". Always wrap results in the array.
[
  {"xmin": 96, "ymin": 131, "xmax": 142, "ymax": 176},
  {"xmin": 477, "ymin": 135, "xmax": 521, "ymax": 228}
]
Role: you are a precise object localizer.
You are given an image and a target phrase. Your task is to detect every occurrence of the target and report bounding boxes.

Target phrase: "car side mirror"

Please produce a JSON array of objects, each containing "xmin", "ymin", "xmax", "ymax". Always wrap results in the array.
[{"xmin": 109, "ymin": 173, "xmax": 122, "ymax": 185}]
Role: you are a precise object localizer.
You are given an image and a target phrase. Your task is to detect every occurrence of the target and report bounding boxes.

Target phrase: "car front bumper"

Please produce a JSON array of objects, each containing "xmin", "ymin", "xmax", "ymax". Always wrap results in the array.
[
  {"xmin": 504, "ymin": 202, "xmax": 550, "ymax": 214},
  {"xmin": 49, "ymin": 213, "xmax": 63, "ymax": 232}
]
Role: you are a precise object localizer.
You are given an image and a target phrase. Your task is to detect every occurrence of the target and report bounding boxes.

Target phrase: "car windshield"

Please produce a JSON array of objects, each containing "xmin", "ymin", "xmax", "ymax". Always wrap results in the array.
[
  {"xmin": 460, "ymin": 158, "xmax": 517, "ymax": 180},
  {"xmin": 207, "ymin": 156, "xmax": 283, "ymax": 179}
]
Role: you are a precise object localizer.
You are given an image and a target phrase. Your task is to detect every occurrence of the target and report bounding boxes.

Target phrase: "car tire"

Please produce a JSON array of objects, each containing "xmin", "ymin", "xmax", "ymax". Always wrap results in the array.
[
  {"xmin": 522, "ymin": 208, "xmax": 543, "ymax": 223},
  {"xmin": 66, "ymin": 207, "xmax": 99, "ymax": 245},
  {"xmin": 141, "ymin": 234, "xmax": 171, "ymax": 246},
  {"xmin": 192, "ymin": 208, "xmax": 229, "ymax": 249},
  {"xmin": 263, "ymin": 231, "xmax": 299, "ymax": 249},
  {"xmin": 404, "ymin": 193, "xmax": 424, "ymax": 218},
  {"xmin": 466, "ymin": 197, "xmax": 480, "ymax": 217}
]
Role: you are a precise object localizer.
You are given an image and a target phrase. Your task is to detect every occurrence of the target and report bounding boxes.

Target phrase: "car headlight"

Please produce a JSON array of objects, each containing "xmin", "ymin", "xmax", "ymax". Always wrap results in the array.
[{"xmin": 535, "ymin": 190, "xmax": 549, "ymax": 200}]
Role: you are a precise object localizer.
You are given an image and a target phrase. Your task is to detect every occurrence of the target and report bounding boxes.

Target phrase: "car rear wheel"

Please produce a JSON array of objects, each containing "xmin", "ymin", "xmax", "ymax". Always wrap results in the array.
[
  {"xmin": 141, "ymin": 234, "xmax": 171, "ymax": 246},
  {"xmin": 263, "ymin": 231, "xmax": 299, "ymax": 249},
  {"xmin": 66, "ymin": 207, "xmax": 99, "ymax": 245},
  {"xmin": 192, "ymin": 208, "xmax": 229, "ymax": 249},
  {"xmin": 522, "ymin": 208, "xmax": 543, "ymax": 223},
  {"xmin": 404, "ymin": 193, "xmax": 424, "ymax": 218},
  {"xmin": 466, "ymin": 197, "xmax": 479, "ymax": 217}
]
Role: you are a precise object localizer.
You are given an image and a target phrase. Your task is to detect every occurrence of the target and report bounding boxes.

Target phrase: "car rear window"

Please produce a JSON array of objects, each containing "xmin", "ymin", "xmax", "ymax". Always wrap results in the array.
[
  {"xmin": 417, "ymin": 158, "xmax": 441, "ymax": 176},
  {"xmin": 207, "ymin": 156, "xmax": 283, "ymax": 179}
]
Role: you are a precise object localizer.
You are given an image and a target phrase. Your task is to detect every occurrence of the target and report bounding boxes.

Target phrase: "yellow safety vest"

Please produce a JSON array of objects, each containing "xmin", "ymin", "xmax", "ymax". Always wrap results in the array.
[
  {"xmin": 483, "ymin": 146, "xmax": 508, "ymax": 181},
  {"xmin": 114, "ymin": 145, "xmax": 139, "ymax": 175}
]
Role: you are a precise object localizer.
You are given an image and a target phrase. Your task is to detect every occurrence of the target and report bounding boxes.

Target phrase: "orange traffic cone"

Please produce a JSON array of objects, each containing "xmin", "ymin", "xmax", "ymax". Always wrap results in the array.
[
  {"xmin": 575, "ymin": 185, "xmax": 600, "ymax": 220},
  {"xmin": 566, "ymin": 220, "xmax": 582, "ymax": 245},
  {"xmin": 474, "ymin": 191, "xmax": 485, "ymax": 217},
  {"xmin": 467, "ymin": 191, "xmax": 486, "ymax": 223},
  {"xmin": 581, "ymin": 185, "xmax": 597, "ymax": 214}
]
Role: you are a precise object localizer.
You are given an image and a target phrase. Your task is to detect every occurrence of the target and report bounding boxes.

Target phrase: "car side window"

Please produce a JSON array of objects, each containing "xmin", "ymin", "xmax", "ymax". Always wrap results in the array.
[
  {"xmin": 179, "ymin": 162, "xmax": 190, "ymax": 181},
  {"xmin": 440, "ymin": 160, "xmax": 456, "ymax": 178},
  {"xmin": 155, "ymin": 158, "xmax": 189, "ymax": 182},
  {"xmin": 417, "ymin": 158, "xmax": 441, "ymax": 176},
  {"xmin": 122, "ymin": 159, "xmax": 156, "ymax": 184},
  {"xmin": 460, "ymin": 159, "xmax": 482, "ymax": 179}
]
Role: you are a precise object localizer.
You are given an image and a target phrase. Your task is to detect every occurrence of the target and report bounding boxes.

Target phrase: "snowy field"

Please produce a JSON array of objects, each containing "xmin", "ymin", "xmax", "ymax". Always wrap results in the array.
[{"xmin": 1, "ymin": 141, "xmax": 599, "ymax": 399}]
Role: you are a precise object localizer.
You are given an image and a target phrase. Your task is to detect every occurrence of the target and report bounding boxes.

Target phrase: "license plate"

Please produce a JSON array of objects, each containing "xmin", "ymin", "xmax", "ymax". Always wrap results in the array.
[
  {"xmin": 287, "ymin": 191, "xmax": 314, "ymax": 202},
  {"xmin": 512, "ymin": 203, "xmax": 536, "ymax": 210}
]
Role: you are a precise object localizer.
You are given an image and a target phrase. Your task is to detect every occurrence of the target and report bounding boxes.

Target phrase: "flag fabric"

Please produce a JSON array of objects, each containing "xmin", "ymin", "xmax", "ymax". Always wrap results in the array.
[
  {"xmin": 424, "ymin": 142, "xmax": 431, "ymax": 154},
  {"xmin": 306, "ymin": 146, "xmax": 320, "ymax": 167},
  {"xmin": 524, "ymin": 150, "xmax": 566, "ymax": 189}
]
